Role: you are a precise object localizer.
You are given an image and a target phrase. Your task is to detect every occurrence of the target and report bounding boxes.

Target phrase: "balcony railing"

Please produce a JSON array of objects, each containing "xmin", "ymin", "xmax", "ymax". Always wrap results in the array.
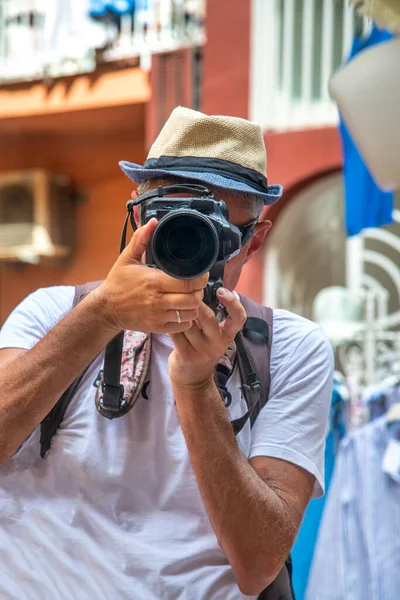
[
  {"xmin": 0, "ymin": 0, "xmax": 205, "ymax": 83},
  {"xmin": 250, "ymin": 0, "xmax": 370, "ymax": 131}
]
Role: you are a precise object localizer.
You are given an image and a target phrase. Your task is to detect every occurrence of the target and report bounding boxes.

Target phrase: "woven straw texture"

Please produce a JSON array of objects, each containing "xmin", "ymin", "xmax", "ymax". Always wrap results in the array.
[{"xmin": 148, "ymin": 107, "xmax": 267, "ymax": 176}]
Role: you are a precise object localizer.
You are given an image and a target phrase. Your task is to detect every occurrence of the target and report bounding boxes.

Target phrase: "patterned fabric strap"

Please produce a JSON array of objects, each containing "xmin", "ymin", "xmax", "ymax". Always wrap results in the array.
[{"xmin": 94, "ymin": 331, "xmax": 237, "ymax": 416}]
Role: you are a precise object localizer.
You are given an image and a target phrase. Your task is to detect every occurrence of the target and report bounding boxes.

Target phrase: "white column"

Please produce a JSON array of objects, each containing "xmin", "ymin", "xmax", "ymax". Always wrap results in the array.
[
  {"xmin": 342, "ymin": 1, "xmax": 354, "ymax": 60},
  {"xmin": 249, "ymin": 0, "xmax": 279, "ymax": 129},
  {"xmin": 346, "ymin": 234, "xmax": 364, "ymax": 295},
  {"xmin": 159, "ymin": 0, "xmax": 173, "ymax": 41},
  {"xmin": 301, "ymin": 0, "xmax": 314, "ymax": 105},
  {"xmin": 321, "ymin": 0, "xmax": 334, "ymax": 103},
  {"xmin": 264, "ymin": 247, "xmax": 279, "ymax": 308},
  {"xmin": 281, "ymin": 0, "xmax": 294, "ymax": 127},
  {"xmin": 364, "ymin": 291, "xmax": 376, "ymax": 387}
]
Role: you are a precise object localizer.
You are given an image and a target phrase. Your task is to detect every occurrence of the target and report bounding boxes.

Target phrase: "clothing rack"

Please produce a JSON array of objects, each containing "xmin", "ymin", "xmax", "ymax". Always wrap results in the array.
[{"xmin": 328, "ymin": 288, "xmax": 400, "ymax": 428}]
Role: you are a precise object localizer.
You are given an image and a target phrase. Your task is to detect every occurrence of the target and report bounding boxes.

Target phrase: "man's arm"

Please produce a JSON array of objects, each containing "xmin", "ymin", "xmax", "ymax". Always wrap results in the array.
[
  {"xmin": 0, "ymin": 221, "xmax": 207, "ymax": 464},
  {"xmin": 169, "ymin": 290, "xmax": 331, "ymax": 595},
  {"xmin": 172, "ymin": 377, "xmax": 315, "ymax": 596},
  {"xmin": 0, "ymin": 294, "xmax": 117, "ymax": 463}
]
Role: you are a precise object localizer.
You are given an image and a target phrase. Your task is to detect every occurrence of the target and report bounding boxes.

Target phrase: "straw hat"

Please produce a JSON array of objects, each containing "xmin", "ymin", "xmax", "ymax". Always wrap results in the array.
[{"xmin": 120, "ymin": 106, "xmax": 282, "ymax": 205}]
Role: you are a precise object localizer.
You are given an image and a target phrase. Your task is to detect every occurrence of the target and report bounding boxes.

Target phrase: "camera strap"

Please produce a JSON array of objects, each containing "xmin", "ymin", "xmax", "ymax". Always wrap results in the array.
[
  {"xmin": 129, "ymin": 183, "xmax": 213, "ymax": 207},
  {"xmin": 40, "ymin": 183, "xmax": 272, "ymax": 449},
  {"xmin": 39, "ymin": 284, "xmax": 273, "ymax": 456},
  {"xmin": 97, "ymin": 331, "xmax": 126, "ymax": 416},
  {"xmin": 96, "ymin": 184, "xmax": 216, "ymax": 417}
]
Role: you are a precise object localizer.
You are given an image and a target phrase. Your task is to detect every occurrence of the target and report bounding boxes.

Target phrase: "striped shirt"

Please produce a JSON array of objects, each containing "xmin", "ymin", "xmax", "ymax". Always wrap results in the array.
[{"xmin": 306, "ymin": 416, "xmax": 400, "ymax": 600}]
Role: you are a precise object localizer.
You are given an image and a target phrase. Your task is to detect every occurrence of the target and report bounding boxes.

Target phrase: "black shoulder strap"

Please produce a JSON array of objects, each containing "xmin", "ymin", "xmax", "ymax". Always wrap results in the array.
[
  {"xmin": 39, "ymin": 281, "xmax": 103, "ymax": 458},
  {"xmin": 229, "ymin": 295, "xmax": 273, "ymax": 435}
]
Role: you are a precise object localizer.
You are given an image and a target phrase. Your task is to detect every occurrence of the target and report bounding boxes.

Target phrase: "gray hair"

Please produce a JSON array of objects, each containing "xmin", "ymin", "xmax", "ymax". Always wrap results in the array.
[{"xmin": 136, "ymin": 176, "xmax": 264, "ymax": 220}]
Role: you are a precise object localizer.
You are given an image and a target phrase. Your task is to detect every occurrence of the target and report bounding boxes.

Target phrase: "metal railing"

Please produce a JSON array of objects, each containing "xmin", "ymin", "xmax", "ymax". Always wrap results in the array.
[
  {"xmin": 250, "ymin": 0, "xmax": 370, "ymax": 131},
  {"xmin": 0, "ymin": 0, "xmax": 205, "ymax": 83}
]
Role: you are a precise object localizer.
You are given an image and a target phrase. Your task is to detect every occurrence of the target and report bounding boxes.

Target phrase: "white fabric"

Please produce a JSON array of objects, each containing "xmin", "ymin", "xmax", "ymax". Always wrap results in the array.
[{"xmin": 0, "ymin": 286, "xmax": 333, "ymax": 600}]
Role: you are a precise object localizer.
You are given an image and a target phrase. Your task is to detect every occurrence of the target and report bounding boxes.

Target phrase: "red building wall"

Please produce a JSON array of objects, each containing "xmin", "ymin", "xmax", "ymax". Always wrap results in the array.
[
  {"xmin": 0, "ymin": 105, "xmax": 147, "ymax": 322},
  {"xmin": 203, "ymin": 0, "xmax": 251, "ymax": 119},
  {"xmin": 202, "ymin": 0, "xmax": 343, "ymax": 303},
  {"xmin": 0, "ymin": 1, "xmax": 344, "ymax": 320}
]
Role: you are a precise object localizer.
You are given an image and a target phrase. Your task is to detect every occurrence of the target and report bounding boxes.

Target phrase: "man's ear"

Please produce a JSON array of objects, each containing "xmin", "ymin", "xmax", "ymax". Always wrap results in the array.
[
  {"xmin": 131, "ymin": 190, "xmax": 140, "ymax": 227},
  {"xmin": 244, "ymin": 221, "xmax": 272, "ymax": 263}
]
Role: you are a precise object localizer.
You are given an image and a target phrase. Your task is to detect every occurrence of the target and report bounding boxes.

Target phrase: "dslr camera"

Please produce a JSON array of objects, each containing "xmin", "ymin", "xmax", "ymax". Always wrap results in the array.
[{"xmin": 130, "ymin": 184, "xmax": 246, "ymax": 310}]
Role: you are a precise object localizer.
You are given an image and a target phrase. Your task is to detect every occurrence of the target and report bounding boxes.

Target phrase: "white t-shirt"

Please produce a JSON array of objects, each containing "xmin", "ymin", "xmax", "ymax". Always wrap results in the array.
[{"xmin": 0, "ymin": 286, "xmax": 334, "ymax": 600}]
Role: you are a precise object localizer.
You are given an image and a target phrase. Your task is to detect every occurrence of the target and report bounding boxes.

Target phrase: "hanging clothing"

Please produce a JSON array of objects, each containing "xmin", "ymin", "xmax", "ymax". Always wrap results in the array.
[
  {"xmin": 43, "ymin": 0, "xmax": 107, "ymax": 60},
  {"xmin": 366, "ymin": 386, "xmax": 400, "ymax": 421},
  {"xmin": 292, "ymin": 386, "xmax": 347, "ymax": 600},
  {"xmin": 340, "ymin": 25, "xmax": 394, "ymax": 237},
  {"xmin": 306, "ymin": 416, "xmax": 400, "ymax": 600}
]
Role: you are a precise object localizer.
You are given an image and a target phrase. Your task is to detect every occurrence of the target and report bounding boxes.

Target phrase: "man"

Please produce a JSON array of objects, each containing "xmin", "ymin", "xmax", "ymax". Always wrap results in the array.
[{"xmin": 0, "ymin": 107, "xmax": 333, "ymax": 599}]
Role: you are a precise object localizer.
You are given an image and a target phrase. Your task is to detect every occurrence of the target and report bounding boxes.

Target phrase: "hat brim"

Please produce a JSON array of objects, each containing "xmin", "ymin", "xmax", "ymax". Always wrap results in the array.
[{"xmin": 119, "ymin": 161, "xmax": 282, "ymax": 205}]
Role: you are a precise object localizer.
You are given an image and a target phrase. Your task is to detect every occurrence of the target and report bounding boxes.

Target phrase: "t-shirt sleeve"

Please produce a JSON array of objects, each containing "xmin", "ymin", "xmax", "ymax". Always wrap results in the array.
[
  {"xmin": 0, "ymin": 286, "xmax": 75, "ymax": 351},
  {"xmin": 249, "ymin": 325, "xmax": 334, "ymax": 498}
]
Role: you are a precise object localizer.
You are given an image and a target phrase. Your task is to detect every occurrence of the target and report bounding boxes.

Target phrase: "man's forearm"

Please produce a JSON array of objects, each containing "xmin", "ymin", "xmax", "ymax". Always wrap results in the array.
[
  {"xmin": 0, "ymin": 292, "xmax": 116, "ymax": 463},
  {"xmin": 172, "ymin": 378, "xmax": 295, "ymax": 596}
]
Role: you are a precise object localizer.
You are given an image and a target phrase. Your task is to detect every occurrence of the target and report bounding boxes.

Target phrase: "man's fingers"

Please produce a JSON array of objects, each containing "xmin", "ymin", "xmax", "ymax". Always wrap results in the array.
[
  {"xmin": 169, "ymin": 331, "xmax": 194, "ymax": 354},
  {"xmin": 121, "ymin": 219, "xmax": 158, "ymax": 264},
  {"xmin": 162, "ymin": 321, "xmax": 193, "ymax": 334},
  {"xmin": 182, "ymin": 320, "xmax": 208, "ymax": 351},
  {"xmin": 164, "ymin": 309, "xmax": 199, "ymax": 324},
  {"xmin": 160, "ymin": 290, "xmax": 204, "ymax": 310},
  {"xmin": 217, "ymin": 289, "xmax": 247, "ymax": 339},
  {"xmin": 156, "ymin": 271, "xmax": 209, "ymax": 294},
  {"xmin": 195, "ymin": 302, "xmax": 220, "ymax": 338}
]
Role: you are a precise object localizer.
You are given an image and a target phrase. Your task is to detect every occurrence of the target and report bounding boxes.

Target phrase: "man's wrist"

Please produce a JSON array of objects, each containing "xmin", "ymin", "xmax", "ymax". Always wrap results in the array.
[
  {"xmin": 170, "ymin": 374, "xmax": 217, "ymax": 397},
  {"xmin": 81, "ymin": 287, "xmax": 121, "ymax": 339},
  {"xmin": 171, "ymin": 376, "xmax": 222, "ymax": 411}
]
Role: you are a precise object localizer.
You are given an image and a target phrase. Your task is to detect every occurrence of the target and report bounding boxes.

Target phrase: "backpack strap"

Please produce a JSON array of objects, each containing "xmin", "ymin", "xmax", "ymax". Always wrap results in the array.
[
  {"xmin": 229, "ymin": 295, "xmax": 273, "ymax": 435},
  {"xmin": 40, "ymin": 287, "xmax": 273, "ymax": 456},
  {"xmin": 258, "ymin": 556, "xmax": 295, "ymax": 599},
  {"xmin": 39, "ymin": 281, "xmax": 103, "ymax": 458},
  {"xmin": 240, "ymin": 295, "xmax": 273, "ymax": 425},
  {"xmin": 236, "ymin": 299, "xmax": 295, "ymax": 600}
]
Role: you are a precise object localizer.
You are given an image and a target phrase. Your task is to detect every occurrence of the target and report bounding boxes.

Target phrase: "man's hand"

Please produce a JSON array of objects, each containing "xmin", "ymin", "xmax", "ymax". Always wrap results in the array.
[
  {"xmin": 168, "ymin": 288, "xmax": 246, "ymax": 387},
  {"xmin": 91, "ymin": 219, "xmax": 208, "ymax": 335}
]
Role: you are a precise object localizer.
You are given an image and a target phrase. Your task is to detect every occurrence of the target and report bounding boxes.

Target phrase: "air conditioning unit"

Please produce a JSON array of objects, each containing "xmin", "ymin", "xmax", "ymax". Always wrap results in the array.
[{"xmin": 0, "ymin": 170, "xmax": 75, "ymax": 264}]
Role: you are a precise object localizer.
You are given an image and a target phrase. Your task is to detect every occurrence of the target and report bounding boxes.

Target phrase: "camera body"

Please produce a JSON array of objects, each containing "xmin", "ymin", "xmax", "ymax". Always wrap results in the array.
[{"xmin": 139, "ymin": 192, "xmax": 242, "ymax": 310}]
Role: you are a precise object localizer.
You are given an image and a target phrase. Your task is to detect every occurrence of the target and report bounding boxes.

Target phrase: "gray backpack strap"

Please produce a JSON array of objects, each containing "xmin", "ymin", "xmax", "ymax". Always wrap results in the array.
[
  {"xmin": 229, "ymin": 295, "xmax": 273, "ymax": 434},
  {"xmin": 237, "ymin": 298, "xmax": 295, "ymax": 600},
  {"xmin": 39, "ymin": 281, "xmax": 103, "ymax": 458},
  {"xmin": 239, "ymin": 295, "xmax": 273, "ymax": 426},
  {"xmin": 72, "ymin": 280, "xmax": 104, "ymax": 306},
  {"xmin": 258, "ymin": 557, "xmax": 295, "ymax": 599}
]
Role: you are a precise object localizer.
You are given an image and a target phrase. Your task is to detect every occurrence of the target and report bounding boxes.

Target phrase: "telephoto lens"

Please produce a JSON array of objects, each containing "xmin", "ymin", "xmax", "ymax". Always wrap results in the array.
[{"xmin": 151, "ymin": 210, "xmax": 220, "ymax": 279}]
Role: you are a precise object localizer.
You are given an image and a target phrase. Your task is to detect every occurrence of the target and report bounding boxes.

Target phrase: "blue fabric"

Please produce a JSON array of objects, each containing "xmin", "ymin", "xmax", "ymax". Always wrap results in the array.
[
  {"xmin": 292, "ymin": 388, "xmax": 346, "ymax": 600},
  {"xmin": 340, "ymin": 26, "xmax": 394, "ymax": 237},
  {"xmin": 307, "ymin": 417, "xmax": 400, "ymax": 600},
  {"xmin": 366, "ymin": 387, "xmax": 400, "ymax": 421},
  {"xmin": 89, "ymin": 0, "xmax": 135, "ymax": 17},
  {"xmin": 119, "ymin": 161, "xmax": 283, "ymax": 206}
]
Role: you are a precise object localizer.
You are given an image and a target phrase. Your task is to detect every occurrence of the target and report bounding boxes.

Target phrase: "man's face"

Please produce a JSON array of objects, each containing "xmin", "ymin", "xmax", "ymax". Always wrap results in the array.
[
  {"xmin": 221, "ymin": 192, "xmax": 271, "ymax": 290},
  {"xmin": 132, "ymin": 187, "xmax": 271, "ymax": 291}
]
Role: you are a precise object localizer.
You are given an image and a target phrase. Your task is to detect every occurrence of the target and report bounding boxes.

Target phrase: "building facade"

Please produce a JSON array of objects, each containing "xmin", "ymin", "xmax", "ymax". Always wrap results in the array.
[
  {"xmin": 0, "ymin": 0, "xmax": 204, "ymax": 320},
  {"xmin": 1, "ymin": 0, "xmax": 399, "ymax": 376}
]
